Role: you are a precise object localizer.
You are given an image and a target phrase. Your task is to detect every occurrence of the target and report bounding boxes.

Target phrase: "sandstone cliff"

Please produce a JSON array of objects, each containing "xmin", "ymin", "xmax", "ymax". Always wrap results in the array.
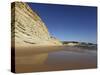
[{"xmin": 11, "ymin": 2, "xmax": 62, "ymax": 47}]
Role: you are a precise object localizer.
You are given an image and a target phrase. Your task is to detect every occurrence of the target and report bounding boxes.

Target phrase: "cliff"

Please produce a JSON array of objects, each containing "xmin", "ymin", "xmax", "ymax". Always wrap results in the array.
[{"xmin": 11, "ymin": 2, "xmax": 62, "ymax": 47}]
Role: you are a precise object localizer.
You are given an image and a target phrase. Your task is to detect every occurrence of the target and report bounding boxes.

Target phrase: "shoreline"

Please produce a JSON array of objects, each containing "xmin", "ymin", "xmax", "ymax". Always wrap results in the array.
[{"xmin": 13, "ymin": 45, "xmax": 97, "ymax": 57}]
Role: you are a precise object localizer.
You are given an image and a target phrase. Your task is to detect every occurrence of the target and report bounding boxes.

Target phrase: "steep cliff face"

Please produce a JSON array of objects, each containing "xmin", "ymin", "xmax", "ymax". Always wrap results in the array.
[{"xmin": 11, "ymin": 2, "xmax": 62, "ymax": 47}]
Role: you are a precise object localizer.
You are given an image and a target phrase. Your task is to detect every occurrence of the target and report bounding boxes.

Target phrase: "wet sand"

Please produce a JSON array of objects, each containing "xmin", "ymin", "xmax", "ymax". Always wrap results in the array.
[{"xmin": 14, "ymin": 46, "xmax": 97, "ymax": 73}]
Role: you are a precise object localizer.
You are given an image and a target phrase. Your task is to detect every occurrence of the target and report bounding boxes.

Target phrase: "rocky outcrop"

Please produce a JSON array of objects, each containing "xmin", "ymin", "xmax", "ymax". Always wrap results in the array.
[{"xmin": 11, "ymin": 2, "xmax": 62, "ymax": 47}]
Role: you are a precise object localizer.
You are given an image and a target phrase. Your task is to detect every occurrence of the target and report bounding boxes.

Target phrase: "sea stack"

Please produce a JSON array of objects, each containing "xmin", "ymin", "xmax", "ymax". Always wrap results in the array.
[{"xmin": 11, "ymin": 2, "xmax": 62, "ymax": 47}]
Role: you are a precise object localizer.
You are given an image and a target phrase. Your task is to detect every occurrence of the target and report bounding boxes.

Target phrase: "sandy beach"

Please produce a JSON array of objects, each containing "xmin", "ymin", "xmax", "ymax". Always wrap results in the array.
[{"xmin": 14, "ymin": 46, "xmax": 97, "ymax": 73}]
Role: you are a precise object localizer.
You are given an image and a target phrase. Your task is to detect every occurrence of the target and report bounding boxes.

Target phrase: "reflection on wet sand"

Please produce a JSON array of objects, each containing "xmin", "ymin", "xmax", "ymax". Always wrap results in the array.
[
  {"xmin": 16, "ymin": 53, "xmax": 48, "ymax": 65},
  {"xmin": 15, "ymin": 46, "xmax": 97, "ymax": 73}
]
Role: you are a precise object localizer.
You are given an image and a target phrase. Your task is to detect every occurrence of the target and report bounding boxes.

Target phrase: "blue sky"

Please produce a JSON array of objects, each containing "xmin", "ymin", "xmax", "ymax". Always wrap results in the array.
[{"xmin": 28, "ymin": 3, "xmax": 97, "ymax": 44}]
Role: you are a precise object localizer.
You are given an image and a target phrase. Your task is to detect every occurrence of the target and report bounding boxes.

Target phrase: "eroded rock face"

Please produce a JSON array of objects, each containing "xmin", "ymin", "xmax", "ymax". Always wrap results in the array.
[{"xmin": 11, "ymin": 2, "xmax": 62, "ymax": 47}]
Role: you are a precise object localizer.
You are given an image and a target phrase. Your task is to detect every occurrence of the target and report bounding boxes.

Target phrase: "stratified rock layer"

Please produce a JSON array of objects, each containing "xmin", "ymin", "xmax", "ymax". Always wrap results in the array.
[{"xmin": 11, "ymin": 2, "xmax": 62, "ymax": 47}]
